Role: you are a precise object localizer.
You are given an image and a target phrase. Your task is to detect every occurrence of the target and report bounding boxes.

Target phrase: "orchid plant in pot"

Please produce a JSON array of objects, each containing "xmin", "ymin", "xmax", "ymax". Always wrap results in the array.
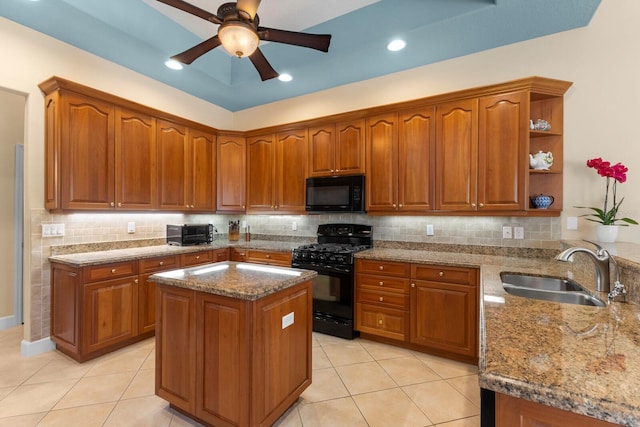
[{"xmin": 577, "ymin": 158, "xmax": 638, "ymax": 242}]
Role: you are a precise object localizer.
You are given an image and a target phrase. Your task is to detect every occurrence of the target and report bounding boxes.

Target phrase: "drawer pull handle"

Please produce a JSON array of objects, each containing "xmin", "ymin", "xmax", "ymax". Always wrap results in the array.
[
  {"xmin": 266, "ymin": 255, "xmax": 271, "ymax": 258},
  {"xmin": 159, "ymin": 261, "xmax": 164, "ymax": 266},
  {"xmin": 379, "ymin": 281, "xmax": 384, "ymax": 286},
  {"xmin": 379, "ymin": 266, "xmax": 384, "ymax": 271},
  {"xmin": 379, "ymin": 297, "xmax": 384, "ymax": 302},
  {"xmin": 111, "ymin": 268, "xmax": 116, "ymax": 273},
  {"xmin": 439, "ymin": 271, "xmax": 444, "ymax": 277},
  {"xmin": 196, "ymin": 256, "xmax": 200, "ymax": 260}
]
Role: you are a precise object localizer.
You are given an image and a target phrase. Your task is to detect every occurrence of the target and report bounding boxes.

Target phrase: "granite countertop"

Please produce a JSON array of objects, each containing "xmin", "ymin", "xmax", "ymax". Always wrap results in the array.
[
  {"xmin": 149, "ymin": 261, "xmax": 317, "ymax": 301},
  {"xmin": 48, "ymin": 239, "xmax": 301, "ymax": 268},
  {"xmin": 356, "ymin": 247, "xmax": 640, "ymax": 426}
]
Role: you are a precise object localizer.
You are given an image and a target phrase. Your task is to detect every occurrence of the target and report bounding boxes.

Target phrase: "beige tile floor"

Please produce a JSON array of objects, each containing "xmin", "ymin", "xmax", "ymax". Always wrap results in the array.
[{"xmin": 0, "ymin": 326, "xmax": 480, "ymax": 426}]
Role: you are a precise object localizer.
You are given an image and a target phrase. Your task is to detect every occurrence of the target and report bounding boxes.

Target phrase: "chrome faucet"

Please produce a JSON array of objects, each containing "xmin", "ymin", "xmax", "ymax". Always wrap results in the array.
[{"xmin": 555, "ymin": 242, "xmax": 612, "ymax": 293}]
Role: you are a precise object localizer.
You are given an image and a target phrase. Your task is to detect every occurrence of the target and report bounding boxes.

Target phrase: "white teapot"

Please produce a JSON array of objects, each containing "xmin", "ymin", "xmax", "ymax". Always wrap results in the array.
[{"xmin": 529, "ymin": 151, "xmax": 553, "ymax": 170}]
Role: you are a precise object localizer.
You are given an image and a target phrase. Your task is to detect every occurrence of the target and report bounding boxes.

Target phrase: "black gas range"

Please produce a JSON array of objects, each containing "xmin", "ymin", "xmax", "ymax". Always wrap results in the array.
[{"xmin": 292, "ymin": 224, "xmax": 372, "ymax": 339}]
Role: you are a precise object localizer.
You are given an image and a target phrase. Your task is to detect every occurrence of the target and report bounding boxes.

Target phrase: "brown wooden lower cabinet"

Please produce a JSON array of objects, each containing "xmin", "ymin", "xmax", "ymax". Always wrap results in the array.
[
  {"xmin": 496, "ymin": 393, "xmax": 618, "ymax": 427},
  {"xmin": 50, "ymin": 248, "xmax": 219, "ymax": 362},
  {"xmin": 155, "ymin": 280, "xmax": 312, "ymax": 427},
  {"xmin": 355, "ymin": 259, "xmax": 479, "ymax": 364}
]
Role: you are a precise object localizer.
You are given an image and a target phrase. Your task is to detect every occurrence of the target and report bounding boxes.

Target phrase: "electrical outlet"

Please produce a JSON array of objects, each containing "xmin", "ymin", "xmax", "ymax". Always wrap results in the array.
[
  {"xmin": 241, "ymin": 220, "xmax": 247, "ymax": 229},
  {"xmin": 502, "ymin": 226, "xmax": 513, "ymax": 239},
  {"xmin": 514, "ymin": 226, "xmax": 524, "ymax": 239},
  {"xmin": 567, "ymin": 216, "xmax": 578, "ymax": 231},
  {"xmin": 292, "ymin": 221, "xmax": 297, "ymax": 231},
  {"xmin": 426, "ymin": 224, "xmax": 434, "ymax": 236},
  {"xmin": 127, "ymin": 222, "xmax": 135, "ymax": 234},
  {"xmin": 42, "ymin": 223, "xmax": 65, "ymax": 237}
]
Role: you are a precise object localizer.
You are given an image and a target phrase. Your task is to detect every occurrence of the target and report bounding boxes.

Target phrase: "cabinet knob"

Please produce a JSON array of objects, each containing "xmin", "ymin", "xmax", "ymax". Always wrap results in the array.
[
  {"xmin": 266, "ymin": 254, "xmax": 271, "ymax": 258},
  {"xmin": 439, "ymin": 271, "xmax": 444, "ymax": 277},
  {"xmin": 379, "ymin": 266, "xmax": 384, "ymax": 271},
  {"xmin": 110, "ymin": 202, "xmax": 115, "ymax": 207},
  {"xmin": 392, "ymin": 204, "xmax": 397, "ymax": 208},
  {"xmin": 186, "ymin": 204, "xmax": 190, "ymax": 208},
  {"xmin": 399, "ymin": 204, "xmax": 403, "ymax": 208},
  {"xmin": 330, "ymin": 169, "xmax": 335, "ymax": 173},
  {"xmin": 379, "ymin": 281, "xmax": 384, "ymax": 286},
  {"xmin": 196, "ymin": 255, "xmax": 200, "ymax": 260},
  {"xmin": 118, "ymin": 202, "xmax": 122, "ymax": 207},
  {"xmin": 411, "ymin": 283, "xmax": 415, "ymax": 288},
  {"xmin": 134, "ymin": 279, "xmax": 139, "ymax": 284},
  {"xmin": 378, "ymin": 319, "xmax": 383, "ymax": 325},
  {"xmin": 471, "ymin": 203, "xmax": 476, "ymax": 208},
  {"xmin": 242, "ymin": 205, "xmax": 245, "ymax": 209},
  {"xmin": 191, "ymin": 205, "xmax": 195, "ymax": 208},
  {"xmin": 379, "ymin": 296, "xmax": 384, "ymax": 302},
  {"xmin": 159, "ymin": 261, "xmax": 164, "ymax": 266},
  {"xmin": 111, "ymin": 268, "xmax": 116, "ymax": 273},
  {"xmin": 479, "ymin": 203, "xmax": 484, "ymax": 208}
]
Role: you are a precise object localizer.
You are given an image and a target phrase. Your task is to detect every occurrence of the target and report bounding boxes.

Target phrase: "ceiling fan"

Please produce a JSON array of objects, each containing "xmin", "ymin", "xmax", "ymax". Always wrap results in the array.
[{"xmin": 157, "ymin": 0, "xmax": 332, "ymax": 81}]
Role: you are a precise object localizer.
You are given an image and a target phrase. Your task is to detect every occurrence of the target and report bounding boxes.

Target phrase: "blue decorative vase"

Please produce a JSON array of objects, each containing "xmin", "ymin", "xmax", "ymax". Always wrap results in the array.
[{"xmin": 530, "ymin": 194, "xmax": 554, "ymax": 209}]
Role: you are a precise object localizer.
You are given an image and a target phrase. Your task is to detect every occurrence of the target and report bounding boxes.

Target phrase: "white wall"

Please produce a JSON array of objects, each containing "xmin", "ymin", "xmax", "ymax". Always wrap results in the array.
[{"xmin": 234, "ymin": 0, "xmax": 640, "ymax": 244}]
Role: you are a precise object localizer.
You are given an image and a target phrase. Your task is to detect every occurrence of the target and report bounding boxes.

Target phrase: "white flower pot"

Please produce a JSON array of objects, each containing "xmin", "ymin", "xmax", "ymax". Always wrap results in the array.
[{"xmin": 595, "ymin": 225, "xmax": 619, "ymax": 243}]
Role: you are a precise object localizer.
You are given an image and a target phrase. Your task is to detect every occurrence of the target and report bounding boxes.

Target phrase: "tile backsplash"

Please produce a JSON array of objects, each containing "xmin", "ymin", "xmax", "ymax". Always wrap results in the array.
[{"xmin": 29, "ymin": 209, "xmax": 560, "ymax": 341}]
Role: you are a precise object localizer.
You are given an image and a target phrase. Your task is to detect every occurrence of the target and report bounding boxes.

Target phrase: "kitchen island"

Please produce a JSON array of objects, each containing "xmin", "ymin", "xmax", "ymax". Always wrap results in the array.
[{"xmin": 149, "ymin": 261, "xmax": 316, "ymax": 427}]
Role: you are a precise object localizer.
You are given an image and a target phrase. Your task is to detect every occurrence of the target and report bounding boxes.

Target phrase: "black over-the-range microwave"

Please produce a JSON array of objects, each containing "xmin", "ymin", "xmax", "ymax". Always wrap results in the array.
[{"xmin": 305, "ymin": 175, "xmax": 365, "ymax": 213}]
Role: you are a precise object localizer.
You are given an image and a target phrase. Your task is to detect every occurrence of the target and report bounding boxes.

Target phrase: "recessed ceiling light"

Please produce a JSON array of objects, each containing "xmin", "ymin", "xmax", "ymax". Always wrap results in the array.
[
  {"xmin": 278, "ymin": 73, "xmax": 293, "ymax": 82},
  {"xmin": 164, "ymin": 59, "xmax": 183, "ymax": 70},
  {"xmin": 387, "ymin": 39, "xmax": 406, "ymax": 52}
]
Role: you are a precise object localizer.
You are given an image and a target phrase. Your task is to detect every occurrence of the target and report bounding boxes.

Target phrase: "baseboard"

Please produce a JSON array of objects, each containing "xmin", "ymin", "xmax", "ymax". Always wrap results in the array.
[
  {"xmin": 0, "ymin": 315, "xmax": 19, "ymax": 330},
  {"xmin": 21, "ymin": 336, "xmax": 56, "ymax": 357}
]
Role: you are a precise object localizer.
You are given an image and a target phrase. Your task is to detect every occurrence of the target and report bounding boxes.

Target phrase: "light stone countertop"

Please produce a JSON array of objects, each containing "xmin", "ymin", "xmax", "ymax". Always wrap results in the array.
[
  {"xmin": 48, "ymin": 240, "xmax": 301, "ymax": 268},
  {"xmin": 148, "ymin": 261, "xmax": 317, "ymax": 301},
  {"xmin": 356, "ymin": 247, "xmax": 640, "ymax": 426}
]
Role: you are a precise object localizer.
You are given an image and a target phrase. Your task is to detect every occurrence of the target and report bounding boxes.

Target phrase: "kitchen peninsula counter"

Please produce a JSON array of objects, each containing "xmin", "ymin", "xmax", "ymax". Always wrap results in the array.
[
  {"xmin": 356, "ymin": 247, "xmax": 640, "ymax": 426},
  {"xmin": 150, "ymin": 261, "xmax": 316, "ymax": 427}
]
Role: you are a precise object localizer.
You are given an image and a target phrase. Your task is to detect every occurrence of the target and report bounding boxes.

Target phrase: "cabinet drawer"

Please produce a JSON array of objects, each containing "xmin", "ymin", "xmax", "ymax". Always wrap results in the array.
[
  {"xmin": 357, "ymin": 274, "xmax": 409, "ymax": 293},
  {"xmin": 212, "ymin": 248, "xmax": 229, "ymax": 262},
  {"xmin": 231, "ymin": 249, "xmax": 246, "ymax": 261},
  {"xmin": 411, "ymin": 264, "xmax": 478, "ymax": 285},
  {"xmin": 246, "ymin": 250, "xmax": 292, "ymax": 266},
  {"xmin": 140, "ymin": 255, "xmax": 180, "ymax": 274},
  {"xmin": 357, "ymin": 289, "xmax": 409, "ymax": 310},
  {"xmin": 83, "ymin": 261, "xmax": 138, "ymax": 283},
  {"xmin": 356, "ymin": 259, "xmax": 410, "ymax": 277},
  {"xmin": 356, "ymin": 303, "xmax": 407, "ymax": 341},
  {"xmin": 181, "ymin": 250, "xmax": 214, "ymax": 267}
]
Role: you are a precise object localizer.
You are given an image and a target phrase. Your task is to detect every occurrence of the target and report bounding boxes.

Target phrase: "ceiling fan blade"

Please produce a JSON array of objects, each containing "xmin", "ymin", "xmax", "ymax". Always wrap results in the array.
[
  {"xmin": 236, "ymin": 0, "xmax": 261, "ymax": 20},
  {"xmin": 258, "ymin": 27, "xmax": 331, "ymax": 52},
  {"xmin": 156, "ymin": 0, "xmax": 222, "ymax": 24},
  {"xmin": 172, "ymin": 36, "xmax": 222, "ymax": 64},
  {"xmin": 248, "ymin": 48, "xmax": 279, "ymax": 81}
]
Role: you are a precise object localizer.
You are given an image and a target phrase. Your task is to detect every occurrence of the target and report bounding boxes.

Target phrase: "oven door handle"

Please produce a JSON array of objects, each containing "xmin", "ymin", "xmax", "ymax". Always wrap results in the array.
[{"xmin": 291, "ymin": 263, "xmax": 352, "ymax": 275}]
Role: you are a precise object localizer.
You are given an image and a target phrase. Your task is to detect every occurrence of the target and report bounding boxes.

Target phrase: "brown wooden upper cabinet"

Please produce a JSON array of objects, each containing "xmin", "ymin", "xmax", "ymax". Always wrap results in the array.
[
  {"xmin": 217, "ymin": 135, "xmax": 246, "ymax": 213},
  {"xmin": 366, "ymin": 107, "xmax": 434, "ymax": 213},
  {"xmin": 308, "ymin": 120, "xmax": 365, "ymax": 177},
  {"xmin": 247, "ymin": 129, "xmax": 308, "ymax": 214},
  {"xmin": 435, "ymin": 92, "xmax": 528, "ymax": 212}
]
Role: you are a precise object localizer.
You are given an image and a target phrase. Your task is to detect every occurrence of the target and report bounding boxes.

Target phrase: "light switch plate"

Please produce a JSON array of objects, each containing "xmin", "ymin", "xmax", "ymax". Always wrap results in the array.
[
  {"xmin": 502, "ymin": 226, "xmax": 513, "ymax": 239},
  {"xmin": 567, "ymin": 216, "xmax": 578, "ymax": 231},
  {"xmin": 127, "ymin": 222, "xmax": 135, "ymax": 233},
  {"xmin": 426, "ymin": 224, "xmax": 434, "ymax": 236},
  {"xmin": 514, "ymin": 226, "xmax": 524, "ymax": 239},
  {"xmin": 282, "ymin": 312, "xmax": 294, "ymax": 329}
]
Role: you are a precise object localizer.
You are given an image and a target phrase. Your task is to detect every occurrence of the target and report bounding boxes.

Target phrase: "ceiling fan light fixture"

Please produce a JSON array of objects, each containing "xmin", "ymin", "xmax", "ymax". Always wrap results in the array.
[
  {"xmin": 164, "ymin": 59, "xmax": 183, "ymax": 70},
  {"xmin": 387, "ymin": 39, "xmax": 406, "ymax": 52},
  {"xmin": 218, "ymin": 21, "xmax": 259, "ymax": 58}
]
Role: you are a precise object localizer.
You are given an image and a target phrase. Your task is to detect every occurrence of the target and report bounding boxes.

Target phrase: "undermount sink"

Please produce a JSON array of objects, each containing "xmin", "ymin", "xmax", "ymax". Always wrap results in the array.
[{"xmin": 500, "ymin": 273, "xmax": 606, "ymax": 307}]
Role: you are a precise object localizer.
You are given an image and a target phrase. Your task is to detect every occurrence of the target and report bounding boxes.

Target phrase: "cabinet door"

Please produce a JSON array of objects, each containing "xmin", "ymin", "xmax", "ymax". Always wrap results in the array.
[
  {"xmin": 247, "ymin": 134, "xmax": 275, "ymax": 212},
  {"xmin": 189, "ymin": 129, "xmax": 216, "ymax": 211},
  {"xmin": 157, "ymin": 120, "xmax": 188, "ymax": 210},
  {"xmin": 115, "ymin": 108, "xmax": 157, "ymax": 210},
  {"xmin": 410, "ymin": 280, "xmax": 477, "ymax": 360},
  {"xmin": 196, "ymin": 293, "xmax": 250, "ymax": 426},
  {"xmin": 138, "ymin": 255, "xmax": 180, "ymax": 335},
  {"xmin": 478, "ymin": 92, "xmax": 527, "ymax": 211},
  {"xmin": 275, "ymin": 129, "xmax": 307, "ymax": 213},
  {"xmin": 365, "ymin": 113, "xmax": 398, "ymax": 212},
  {"xmin": 61, "ymin": 92, "xmax": 115, "ymax": 209},
  {"xmin": 308, "ymin": 125, "xmax": 335, "ymax": 177},
  {"xmin": 356, "ymin": 303, "xmax": 407, "ymax": 341},
  {"xmin": 335, "ymin": 119, "xmax": 365, "ymax": 175},
  {"xmin": 435, "ymin": 99, "xmax": 478, "ymax": 211},
  {"xmin": 83, "ymin": 276, "xmax": 138, "ymax": 354},
  {"xmin": 398, "ymin": 107, "xmax": 435, "ymax": 211},
  {"xmin": 156, "ymin": 284, "xmax": 196, "ymax": 413},
  {"xmin": 216, "ymin": 135, "xmax": 246, "ymax": 212},
  {"xmin": 51, "ymin": 264, "xmax": 80, "ymax": 353}
]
